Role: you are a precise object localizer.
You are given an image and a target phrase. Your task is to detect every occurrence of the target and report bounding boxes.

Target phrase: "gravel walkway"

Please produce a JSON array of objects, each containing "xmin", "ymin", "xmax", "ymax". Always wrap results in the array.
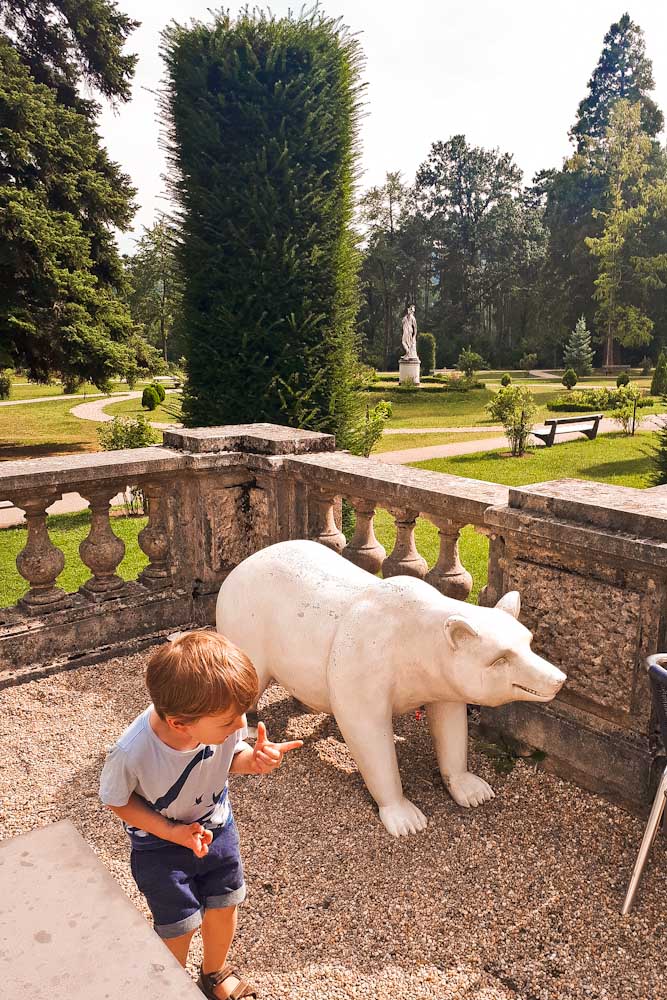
[
  {"xmin": 0, "ymin": 390, "xmax": 129, "ymax": 407},
  {"xmin": 1, "ymin": 648, "xmax": 665, "ymax": 1000}
]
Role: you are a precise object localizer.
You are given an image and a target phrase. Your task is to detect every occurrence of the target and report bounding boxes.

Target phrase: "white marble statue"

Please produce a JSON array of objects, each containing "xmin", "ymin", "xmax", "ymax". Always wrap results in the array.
[
  {"xmin": 400, "ymin": 304, "xmax": 418, "ymax": 360},
  {"xmin": 216, "ymin": 539, "xmax": 566, "ymax": 837}
]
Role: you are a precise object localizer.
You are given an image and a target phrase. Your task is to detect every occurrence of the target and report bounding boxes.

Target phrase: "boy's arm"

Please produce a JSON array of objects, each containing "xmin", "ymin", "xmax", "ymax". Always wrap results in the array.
[
  {"xmin": 107, "ymin": 793, "xmax": 212, "ymax": 857},
  {"xmin": 230, "ymin": 722, "xmax": 303, "ymax": 774}
]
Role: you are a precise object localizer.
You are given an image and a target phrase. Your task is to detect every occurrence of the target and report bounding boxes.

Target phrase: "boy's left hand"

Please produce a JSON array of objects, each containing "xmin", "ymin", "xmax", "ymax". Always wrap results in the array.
[{"xmin": 252, "ymin": 721, "xmax": 303, "ymax": 774}]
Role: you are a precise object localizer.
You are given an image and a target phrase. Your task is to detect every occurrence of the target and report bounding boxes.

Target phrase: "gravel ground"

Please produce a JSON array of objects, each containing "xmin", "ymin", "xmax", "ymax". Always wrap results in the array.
[{"xmin": 1, "ymin": 650, "xmax": 666, "ymax": 1000}]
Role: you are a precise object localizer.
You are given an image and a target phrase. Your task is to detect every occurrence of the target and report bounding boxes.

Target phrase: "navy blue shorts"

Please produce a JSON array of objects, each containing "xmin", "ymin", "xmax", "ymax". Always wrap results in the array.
[{"xmin": 130, "ymin": 816, "xmax": 246, "ymax": 939}]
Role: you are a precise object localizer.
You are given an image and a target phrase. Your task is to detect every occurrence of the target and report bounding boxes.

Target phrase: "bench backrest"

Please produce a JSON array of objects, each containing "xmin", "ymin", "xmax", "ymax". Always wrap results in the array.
[{"xmin": 544, "ymin": 414, "xmax": 603, "ymax": 427}]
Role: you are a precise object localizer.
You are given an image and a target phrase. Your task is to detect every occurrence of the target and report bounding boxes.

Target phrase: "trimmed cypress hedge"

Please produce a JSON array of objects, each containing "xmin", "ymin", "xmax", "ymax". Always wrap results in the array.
[{"xmin": 162, "ymin": 10, "xmax": 364, "ymax": 442}]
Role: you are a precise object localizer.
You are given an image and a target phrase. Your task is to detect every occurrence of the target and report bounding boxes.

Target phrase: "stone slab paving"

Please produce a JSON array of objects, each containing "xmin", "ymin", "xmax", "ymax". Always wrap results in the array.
[
  {"xmin": 0, "ymin": 648, "xmax": 664, "ymax": 1000},
  {"xmin": 0, "ymin": 820, "xmax": 201, "ymax": 999}
]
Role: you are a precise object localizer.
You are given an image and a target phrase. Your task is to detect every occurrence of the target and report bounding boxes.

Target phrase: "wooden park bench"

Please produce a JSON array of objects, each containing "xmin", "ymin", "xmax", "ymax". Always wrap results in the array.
[{"xmin": 531, "ymin": 413, "xmax": 603, "ymax": 447}]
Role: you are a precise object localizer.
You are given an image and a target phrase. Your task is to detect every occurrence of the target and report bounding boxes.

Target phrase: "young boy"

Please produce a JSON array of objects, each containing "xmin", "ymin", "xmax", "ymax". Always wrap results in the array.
[{"xmin": 99, "ymin": 629, "xmax": 302, "ymax": 1000}]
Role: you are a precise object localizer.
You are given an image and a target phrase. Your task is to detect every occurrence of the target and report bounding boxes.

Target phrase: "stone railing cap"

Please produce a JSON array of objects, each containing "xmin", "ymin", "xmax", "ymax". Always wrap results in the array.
[
  {"xmin": 163, "ymin": 423, "xmax": 335, "ymax": 456},
  {"xmin": 509, "ymin": 478, "xmax": 667, "ymax": 540}
]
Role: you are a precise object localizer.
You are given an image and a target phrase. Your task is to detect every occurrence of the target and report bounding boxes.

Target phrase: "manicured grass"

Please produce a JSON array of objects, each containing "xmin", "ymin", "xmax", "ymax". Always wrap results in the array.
[
  {"xmin": 372, "ymin": 431, "xmax": 502, "ymax": 453},
  {"xmin": 365, "ymin": 388, "xmax": 501, "ymax": 428},
  {"xmin": 0, "ymin": 397, "xmax": 103, "ymax": 460},
  {"xmin": 105, "ymin": 394, "xmax": 183, "ymax": 423},
  {"xmin": 6, "ymin": 380, "xmax": 144, "ymax": 401},
  {"xmin": 372, "ymin": 511, "xmax": 488, "ymax": 605},
  {"xmin": 0, "ymin": 510, "xmax": 149, "ymax": 607},
  {"xmin": 413, "ymin": 431, "xmax": 656, "ymax": 490}
]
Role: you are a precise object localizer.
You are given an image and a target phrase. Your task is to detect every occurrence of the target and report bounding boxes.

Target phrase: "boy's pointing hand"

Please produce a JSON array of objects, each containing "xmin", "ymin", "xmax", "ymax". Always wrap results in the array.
[{"xmin": 252, "ymin": 721, "xmax": 303, "ymax": 774}]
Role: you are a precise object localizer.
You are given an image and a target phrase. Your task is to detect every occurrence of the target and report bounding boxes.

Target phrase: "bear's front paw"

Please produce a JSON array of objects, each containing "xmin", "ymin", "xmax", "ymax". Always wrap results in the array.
[
  {"xmin": 446, "ymin": 772, "xmax": 495, "ymax": 809},
  {"xmin": 379, "ymin": 798, "xmax": 428, "ymax": 837}
]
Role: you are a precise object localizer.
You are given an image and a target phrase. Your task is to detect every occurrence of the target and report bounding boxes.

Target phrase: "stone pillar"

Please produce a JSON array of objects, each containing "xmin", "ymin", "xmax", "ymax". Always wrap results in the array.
[
  {"xmin": 310, "ymin": 489, "xmax": 345, "ymax": 554},
  {"xmin": 424, "ymin": 516, "xmax": 472, "ymax": 600},
  {"xmin": 138, "ymin": 480, "xmax": 171, "ymax": 589},
  {"xmin": 15, "ymin": 491, "xmax": 67, "ymax": 611},
  {"xmin": 399, "ymin": 358, "xmax": 421, "ymax": 385},
  {"xmin": 342, "ymin": 497, "xmax": 385, "ymax": 574},
  {"xmin": 382, "ymin": 508, "xmax": 427, "ymax": 579},
  {"xmin": 79, "ymin": 487, "xmax": 126, "ymax": 599}
]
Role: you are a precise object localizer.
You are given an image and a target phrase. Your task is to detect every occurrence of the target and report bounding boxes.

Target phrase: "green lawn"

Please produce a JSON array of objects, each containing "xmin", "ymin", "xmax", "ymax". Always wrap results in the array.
[
  {"xmin": 7, "ymin": 379, "xmax": 143, "ymax": 401},
  {"xmin": 0, "ymin": 510, "xmax": 148, "ymax": 607},
  {"xmin": 413, "ymin": 430, "xmax": 655, "ymax": 489},
  {"xmin": 105, "ymin": 394, "xmax": 183, "ymax": 423},
  {"xmin": 0, "ymin": 397, "xmax": 103, "ymax": 460}
]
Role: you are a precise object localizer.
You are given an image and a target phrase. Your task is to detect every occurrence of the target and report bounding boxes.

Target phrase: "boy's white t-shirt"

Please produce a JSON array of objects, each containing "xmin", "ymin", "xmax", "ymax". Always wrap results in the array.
[{"xmin": 99, "ymin": 706, "xmax": 248, "ymax": 849}]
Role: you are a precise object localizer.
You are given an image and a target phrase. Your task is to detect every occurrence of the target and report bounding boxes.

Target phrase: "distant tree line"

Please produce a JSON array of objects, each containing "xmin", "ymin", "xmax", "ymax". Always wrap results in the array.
[{"xmin": 359, "ymin": 14, "xmax": 667, "ymax": 371}]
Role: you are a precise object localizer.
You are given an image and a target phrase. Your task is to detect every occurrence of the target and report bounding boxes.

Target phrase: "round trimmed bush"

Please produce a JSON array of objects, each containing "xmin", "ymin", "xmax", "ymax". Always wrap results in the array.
[
  {"xmin": 616, "ymin": 371, "xmax": 630, "ymax": 387},
  {"xmin": 0, "ymin": 370, "xmax": 11, "ymax": 400},
  {"xmin": 151, "ymin": 381, "xmax": 166, "ymax": 403},
  {"xmin": 562, "ymin": 368, "xmax": 578, "ymax": 390},
  {"xmin": 501, "ymin": 373, "xmax": 512, "ymax": 387},
  {"xmin": 142, "ymin": 386, "xmax": 160, "ymax": 411},
  {"xmin": 417, "ymin": 333, "xmax": 437, "ymax": 376}
]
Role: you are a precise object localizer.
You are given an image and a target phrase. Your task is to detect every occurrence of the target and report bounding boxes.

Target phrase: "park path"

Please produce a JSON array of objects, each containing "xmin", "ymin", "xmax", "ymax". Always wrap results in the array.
[
  {"xmin": 69, "ymin": 389, "xmax": 182, "ymax": 429},
  {"xmin": 377, "ymin": 413, "xmax": 664, "ymax": 464}
]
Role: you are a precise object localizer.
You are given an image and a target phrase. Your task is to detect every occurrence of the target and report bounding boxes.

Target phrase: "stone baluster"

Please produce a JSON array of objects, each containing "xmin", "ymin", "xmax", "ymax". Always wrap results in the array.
[
  {"xmin": 342, "ymin": 497, "xmax": 386, "ymax": 574},
  {"xmin": 424, "ymin": 516, "xmax": 472, "ymax": 600},
  {"xmin": 310, "ymin": 489, "xmax": 345, "ymax": 554},
  {"xmin": 15, "ymin": 491, "xmax": 67, "ymax": 610},
  {"xmin": 78, "ymin": 486, "xmax": 126, "ymax": 599},
  {"xmin": 138, "ymin": 481, "xmax": 171, "ymax": 589},
  {"xmin": 382, "ymin": 508, "xmax": 427, "ymax": 579}
]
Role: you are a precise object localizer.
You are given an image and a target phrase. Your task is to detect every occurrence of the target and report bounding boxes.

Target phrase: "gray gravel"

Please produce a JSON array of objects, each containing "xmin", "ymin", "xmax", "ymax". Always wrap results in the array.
[{"xmin": 1, "ymin": 650, "xmax": 666, "ymax": 1000}]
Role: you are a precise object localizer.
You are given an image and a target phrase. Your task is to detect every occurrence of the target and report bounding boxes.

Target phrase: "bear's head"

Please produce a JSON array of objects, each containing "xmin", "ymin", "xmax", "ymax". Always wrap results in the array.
[{"xmin": 441, "ymin": 592, "xmax": 566, "ymax": 708}]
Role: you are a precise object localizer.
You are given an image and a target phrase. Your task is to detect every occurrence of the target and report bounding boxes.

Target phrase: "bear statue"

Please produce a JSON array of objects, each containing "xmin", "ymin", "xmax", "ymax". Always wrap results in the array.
[{"xmin": 216, "ymin": 539, "xmax": 566, "ymax": 837}]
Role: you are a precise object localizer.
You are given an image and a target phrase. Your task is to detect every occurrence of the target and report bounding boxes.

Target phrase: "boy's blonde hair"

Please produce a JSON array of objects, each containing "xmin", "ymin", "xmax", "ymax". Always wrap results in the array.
[{"xmin": 146, "ymin": 630, "xmax": 258, "ymax": 722}]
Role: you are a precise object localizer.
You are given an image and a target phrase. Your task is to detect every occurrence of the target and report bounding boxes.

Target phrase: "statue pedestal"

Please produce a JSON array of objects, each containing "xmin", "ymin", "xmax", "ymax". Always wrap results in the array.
[{"xmin": 399, "ymin": 358, "xmax": 421, "ymax": 386}]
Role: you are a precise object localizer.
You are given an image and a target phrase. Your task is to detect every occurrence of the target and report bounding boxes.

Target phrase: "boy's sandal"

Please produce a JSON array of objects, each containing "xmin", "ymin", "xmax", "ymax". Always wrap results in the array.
[{"xmin": 198, "ymin": 964, "xmax": 257, "ymax": 999}]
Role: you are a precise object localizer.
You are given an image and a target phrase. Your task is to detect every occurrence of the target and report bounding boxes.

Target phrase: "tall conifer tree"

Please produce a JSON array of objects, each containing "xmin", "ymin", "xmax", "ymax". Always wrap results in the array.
[
  {"xmin": 0, "ymin": 2, "xmax": 141, "ymax": 385},
  {"xmin": 162, "ymin": 10, "xmax": 364, "ymax": 441}
]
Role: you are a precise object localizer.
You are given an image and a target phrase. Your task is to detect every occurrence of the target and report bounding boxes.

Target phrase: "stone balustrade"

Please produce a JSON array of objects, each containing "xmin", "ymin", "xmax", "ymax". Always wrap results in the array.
[{"xmin": 1, "ymin": 423, "xmax": 666, "ymax": 814}]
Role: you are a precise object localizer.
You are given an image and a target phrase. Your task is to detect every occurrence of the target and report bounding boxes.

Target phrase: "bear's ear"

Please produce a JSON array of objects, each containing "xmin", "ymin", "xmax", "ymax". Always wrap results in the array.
[
  {"xmin": 495, "ymin": 591, "xmax": 521, "ymax": 619},
  {"xmin": 444, "ymin": 615, "xmax": 479, "ymax": 650}
]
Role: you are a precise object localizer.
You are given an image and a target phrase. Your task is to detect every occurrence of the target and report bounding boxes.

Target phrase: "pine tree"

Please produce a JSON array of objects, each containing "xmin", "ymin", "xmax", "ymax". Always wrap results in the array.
[
  {"xmin": 651, "ymin": 350, "xmax": 667, "ymax": 396},
  {"xmin": 162, "ymin": 10, "xmax": 364, "ymax": 442},
  {"xmin": 563, "ymin": 316, "xmax": 594, "ymax": 374},
  {"xmin": 571, "ymin": 13, "xmax": 663, "ymax": 149},
  {"xmin": 0, "ymin": 2, "xmax": 141, "ymax": 386},
  {"xmin": 650, "ymin": 420, "xmax": 667, "ymax": 486}
]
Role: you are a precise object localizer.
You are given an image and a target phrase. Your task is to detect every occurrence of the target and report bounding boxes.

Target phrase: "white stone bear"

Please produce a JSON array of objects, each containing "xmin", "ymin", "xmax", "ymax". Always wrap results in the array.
[{"xmin": 216, "ymin": 539, "xmax": 566, "ymax": 837}]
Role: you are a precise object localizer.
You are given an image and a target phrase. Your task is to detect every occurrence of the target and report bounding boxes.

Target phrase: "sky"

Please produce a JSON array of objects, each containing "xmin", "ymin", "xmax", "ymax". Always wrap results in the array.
[{"xmin": 98, "ymin": 1, "xmax": 667, "ymax": 253}]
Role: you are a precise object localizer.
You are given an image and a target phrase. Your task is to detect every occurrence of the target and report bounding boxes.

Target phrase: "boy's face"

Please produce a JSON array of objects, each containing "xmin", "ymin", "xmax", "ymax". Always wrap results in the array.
[{"xmin": 167, "ymin": 706, "xmax": 246, "ymax": 746}]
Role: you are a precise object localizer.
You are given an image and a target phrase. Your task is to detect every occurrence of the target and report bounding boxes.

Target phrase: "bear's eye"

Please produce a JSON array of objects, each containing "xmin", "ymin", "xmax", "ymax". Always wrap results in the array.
[{"xmin": 491, "ymin": 656, "xmax": 508, "ymax": 669}]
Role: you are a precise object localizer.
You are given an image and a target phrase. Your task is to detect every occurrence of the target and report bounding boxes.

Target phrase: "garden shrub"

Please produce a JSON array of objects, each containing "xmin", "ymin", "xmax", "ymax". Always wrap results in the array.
[
  {"xmin": 548, "ymin": 385, "xmax": 652, "ymax": 413},
  {"xmin": 562, "ymin": 368, "xmax": 578, "ymax": 390},
  {"xmin": 486, "ymin": 385, "xmax": 537, "ymax": 457},
  {"xmin": 457, "ymin": 346, "xmax": 486, "ymax": 379},
  {"xmin": 97, "ymin": 416, "xmax": 159, "ymax": 516},
  {"xmin": 641, "ymin": 356, "xmax": 653, "ymax": 375},
  {"xmin": 501, "ymin": 373, "xmax": 512, "ymax": 386},
  {"xmin": 651, "ymin": 350, "xmax": 667, "ymax": 396},
  {"xmin": 519, "ymin": 352, "xmax": 538, "ymax": 372},
  {"xmin": 417, "ymin": 333, "xmax": 436, "ymax": 376},
  {"xmin": 163, "ymin": 9, "xmax": 363, "ymax": 444},
  {"xmin": 61, "ymin": 374, "xmax": 82, "ymax": 394},
  {"xmin": 0, "ymin": 370, "xmax": 11, "ymax": 400},
  {"xmin": 616, "ymin": 371, "xmax": 630, "ymax": 387},
  {"xmin": 151, "ymin": 381, "xmax": 166, "ymax": 403},
  {"xmin": 142, "ymin": 385, "xmax": 160, "ymax": 410}
]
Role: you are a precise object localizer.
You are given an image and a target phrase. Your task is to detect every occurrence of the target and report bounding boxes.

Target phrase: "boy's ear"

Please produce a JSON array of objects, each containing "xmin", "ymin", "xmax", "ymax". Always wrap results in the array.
[{"xmin": 165, "ymin": 715, "xmax": 189, "ymax": 732}]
